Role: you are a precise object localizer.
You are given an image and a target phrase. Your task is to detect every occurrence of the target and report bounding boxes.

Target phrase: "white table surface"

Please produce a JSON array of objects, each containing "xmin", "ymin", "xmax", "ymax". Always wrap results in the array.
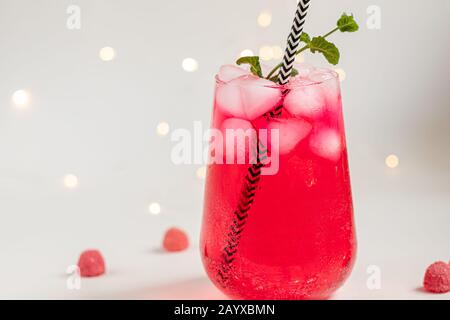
[{"xmin": 1, "ymin": 173, "xmax": 449, "ymax": 300}]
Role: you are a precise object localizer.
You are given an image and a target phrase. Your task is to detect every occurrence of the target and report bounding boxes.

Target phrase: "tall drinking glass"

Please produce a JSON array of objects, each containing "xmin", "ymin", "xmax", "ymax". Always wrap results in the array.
[{"xmin": 200, "ymin": 67, "xmax": 356, "ymax": 299}]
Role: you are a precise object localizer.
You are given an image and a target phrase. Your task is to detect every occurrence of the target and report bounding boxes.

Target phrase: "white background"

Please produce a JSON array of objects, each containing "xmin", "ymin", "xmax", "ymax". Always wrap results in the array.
[{"xmin": 0, "ymin": 0, "xmax": 449, "ymax": 299}]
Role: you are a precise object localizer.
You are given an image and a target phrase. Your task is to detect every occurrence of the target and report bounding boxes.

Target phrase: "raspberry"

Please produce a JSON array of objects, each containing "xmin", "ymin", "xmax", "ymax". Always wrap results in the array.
[
  {"xmin": 423, "ymin": 261, "xmax": 450, "ymax": 293},
  {"xmin": 163, "ymin": 227, "xmax": 189, "ymax": 252},
  {"xmin": 77, "ymin": 250, "xmax": 106, "ymax": 277}
]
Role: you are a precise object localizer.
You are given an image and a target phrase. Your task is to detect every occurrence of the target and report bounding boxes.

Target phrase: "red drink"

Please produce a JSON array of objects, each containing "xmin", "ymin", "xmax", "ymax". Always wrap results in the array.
[{"xmin": 200, "ymin": 65, "xmax": 356, "ymax": 299}]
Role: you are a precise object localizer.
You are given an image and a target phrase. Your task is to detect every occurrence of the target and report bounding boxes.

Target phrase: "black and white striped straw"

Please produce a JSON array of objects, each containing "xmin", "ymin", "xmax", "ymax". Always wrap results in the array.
[
  {"xmin": 277, "ymin": 0, "xmax": 311, "ymax": 85},
  {"xmin": 215, "ymin": 0, "xmax": 312, "ymax": 288}
]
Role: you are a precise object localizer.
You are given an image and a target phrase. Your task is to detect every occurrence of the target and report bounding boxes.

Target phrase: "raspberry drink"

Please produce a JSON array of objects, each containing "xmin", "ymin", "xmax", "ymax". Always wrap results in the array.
[{"xmin": 200, "ymin": 64, "xmax": 356, "ymax": 299}]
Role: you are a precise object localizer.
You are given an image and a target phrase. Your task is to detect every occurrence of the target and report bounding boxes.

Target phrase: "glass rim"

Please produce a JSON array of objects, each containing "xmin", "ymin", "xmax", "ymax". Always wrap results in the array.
[{"xmin": 214, "ymin": 67, "xmax": 339, "ymax": 89}]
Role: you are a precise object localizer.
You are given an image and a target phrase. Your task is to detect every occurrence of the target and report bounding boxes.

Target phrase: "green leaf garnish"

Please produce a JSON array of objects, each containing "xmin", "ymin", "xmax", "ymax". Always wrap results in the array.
[
  {"xmin": 236, "ymin": 56, "xmax": 263, "ymax": 77},
  {"xmin": 337, "ymin": 13, "xmax": 359, "ymax": 32},
  {"xmin": 240, "ymin": 12, "xmax": 359, "ymax": 80},
  {"xmin": 300, "ymin": 32, "xmax": 311, "ymax": 44},
  {"xmin": 309, "ymin": 37, "xmax": 340, "ymax": 65}
]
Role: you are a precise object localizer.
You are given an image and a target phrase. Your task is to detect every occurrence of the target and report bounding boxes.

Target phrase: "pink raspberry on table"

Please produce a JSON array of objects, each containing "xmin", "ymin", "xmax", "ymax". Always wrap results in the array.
[
  {"xmin": 77, "ymin": 249, "xmax": 106, "ymax": 277},
  {"xmin": 163, "ymin": 227, "xmax": 189, "ymax": 252},
  {"xmin": 423, "ymin": 261, "xmax": 450, "ymax": 293}
]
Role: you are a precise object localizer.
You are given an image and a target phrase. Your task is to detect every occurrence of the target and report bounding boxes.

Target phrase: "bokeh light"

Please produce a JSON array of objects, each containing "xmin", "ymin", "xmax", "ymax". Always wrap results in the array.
[
  {"xmin": 259, "ymin": 46, "xmax": 274, "ymax": 61},
  {"xmin": 12, "ymin": 90, "xmax": 30, "ymax": 108},
  {"xmin": 148, "ymin": 202, "xmax": 161, "ymax": 215},
  {"xmin": 385, "ymin": 155, "xmax": 400, "ymax": 169},
  {"xmin": 156, "ymin": 121, "xmax": 170, "ymax": 136},
  {"xmin": 272, "ymin": 46, "xmax": 284, "ymax": 60},
  {"xmin": 257, "ymin": 11, "xmax": 272, "ymax": 28},
  {"xmin": 334, "ymin": 68, "xmax": 347, "ymax": 82},
  {"xmin": 240, "ymin": 49, "xmax": 254, "ymax": 57},
  {"xmin": 196, "ymin": 166, "xmax": 207, "ymax": 180},
  {"xmin": 99, "ymin": 47, "xmax": 116, "ymax": 61},
  {"xmin": 63, "ymin": 174, "xmax": 79, "ymax": 189},
  {"xmin": 182, "ymin": 58, "xmax": 199, "ymax": 72}
]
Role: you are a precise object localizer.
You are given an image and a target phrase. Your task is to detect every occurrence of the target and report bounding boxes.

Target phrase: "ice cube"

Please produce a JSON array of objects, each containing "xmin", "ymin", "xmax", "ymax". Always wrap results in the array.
[
  {"xmin": 215, "ymin": 78, "xmax": 247, "ymax": 119},
  {"xmin": 287, "ymin": 75, "xmax": 316, "ymax": 88},
  {"xmin": 309, "ymin": 68, "xmax": 334, "ymax": 83},
  {"xmin": 309, "ymin": 128, "xmax": 343, "ymax": 162},
  {"xmin": 218, "ymin": 65, "xmax": 249, "ymax": 83},
  {"xmin": 216, "ymin": 75, "xmax": 281, "ymax": 121},
  {"xmin": 240, "ymin": 77, "xmax": 282, "ymax": 120},
  {"xmin": 284, "ymin": 84, "xmax": 325, "ymax": 119},
  {"xmin": 221, "ymin": 118, "xmax": 257, "ymax": 164},
  {"xmin": 293, "ymin": 63, "xmax": 316, "ymax": 78},
  {"xmin": 322, "ymin": 77, "xmax": 341, "ymax": 110},
  {"xmin": 309, "ymin": 68, "xmax": 341, "ymax": 107},
  {"xmin": 323, "ymin": 81, "xmax": 341, "ymax": 114},
  {"xmin": 266, "ymin": 118, "xmax": 312, "ymax": 155}
]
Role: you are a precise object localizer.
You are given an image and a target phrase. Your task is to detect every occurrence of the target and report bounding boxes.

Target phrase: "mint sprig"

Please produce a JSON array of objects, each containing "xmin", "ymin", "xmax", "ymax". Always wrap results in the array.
[
  {"xmin": 309, "ymin": 37, "xmax": 340, "ymax": 65},
  {"xmin": 239, "ymin": 12, "xmax": 359, "ymax": 82},
  {"xmin": 236, "ymin": 56, "xmax": 263, "ymax": 77},
  {"xmin": 337, "ymin": 13, "xmax": 359, "ymax": 32},
  {"xmin": 300, "ymin": 32, "xmax": 311, "ymax": 44}
]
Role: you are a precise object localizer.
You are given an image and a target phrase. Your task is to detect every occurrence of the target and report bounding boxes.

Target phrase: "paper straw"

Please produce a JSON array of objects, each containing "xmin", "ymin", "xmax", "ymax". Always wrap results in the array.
[
  {"xmin": 215, "ymin": 1, "xmax": 312, "ymax": 288},
  {"xmin": 278, "ymin": 0, "xmax": 311, "ymax": 84}
]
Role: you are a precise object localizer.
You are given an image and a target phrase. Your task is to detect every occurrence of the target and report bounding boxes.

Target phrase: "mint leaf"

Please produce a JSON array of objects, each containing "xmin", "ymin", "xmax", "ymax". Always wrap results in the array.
[
  {"xmin": 265, "ymin": 12, "xmax": 359, "ymax": 78},
  {"xmin": 236, "ymin": 56, "xmax": 263, "ymax": 77},
  {"xmin": 309, "ymin": 37, "xmax": 340, "ymax": 65},
  {"xmin": 337, "ymin": 13, "xmax": 359, "ymax": 32},
  {"xmin": 300, "ymin": 32, "xmax": 311, "ymax": 44}
]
